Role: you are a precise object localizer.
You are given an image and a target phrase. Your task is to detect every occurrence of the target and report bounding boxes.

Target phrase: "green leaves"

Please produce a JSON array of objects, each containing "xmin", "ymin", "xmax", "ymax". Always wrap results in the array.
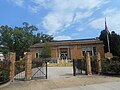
[
  {"xmin": 41, "ymin": 43, "xmax": 51, "ymax": 58},
  {"xmin": 99, "ymin": 30, "xmax": 120, "ymax": 57},
  {"xmin": 0, "ymin": 22, "xmax": 53, "ymax": 60},
  {"xmin": 34, "ymin": 32, "xmax": 53, "ymax": 43}
]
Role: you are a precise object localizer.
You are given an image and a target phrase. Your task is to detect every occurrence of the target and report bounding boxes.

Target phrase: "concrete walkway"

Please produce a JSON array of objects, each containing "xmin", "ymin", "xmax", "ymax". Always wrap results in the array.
[
  {"xmin": 47, "ymin": 67, "xmax": 73, "ymax": 79},
  {"xmin": 1, "ymin": 67, "xmax": 120, "ymax": 90},
  {"xmin": 54, "ymin": 82, "xmax": 120, "ymax": 90}
]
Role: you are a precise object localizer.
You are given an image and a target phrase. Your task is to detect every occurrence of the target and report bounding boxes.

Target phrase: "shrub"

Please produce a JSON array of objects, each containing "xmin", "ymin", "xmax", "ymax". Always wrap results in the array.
[
  {"xmin": 101, "ymin": 58, "xmax": 110, "ymax": 74},
  {"xmin": 101, "ymin": 57, "xmax": 120, "ymax": 75},
  {"xmin": 111, "ymin": 56, "xmax": 120, "ymax": 61},
  {"xmin": 0, "ymin": 60, "xmax": 10, "ymax": 84},
  {"xmin": 15, "ymin": 58, "xmax": 25, "ymax": 75},
  {"xmin": 76, "ymin": 59, "xmax": 85, "ymax": 70}
]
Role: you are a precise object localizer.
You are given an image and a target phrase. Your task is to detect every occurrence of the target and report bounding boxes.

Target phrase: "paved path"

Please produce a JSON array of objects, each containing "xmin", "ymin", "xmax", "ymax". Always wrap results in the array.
[
  {"xmin": 47, "ymin": 67, "xmax": 73, "ymax": 79},
  {"xmin": 1, "ymin": 67, "xmax": 120, "ymax": 90},
  {"xmin": 54, "ymin": 82, "xmax": 120, "ymax": 90},
  {"xmin": 15, "ymin": 67, "xmax": 73, "ymax": 80}
]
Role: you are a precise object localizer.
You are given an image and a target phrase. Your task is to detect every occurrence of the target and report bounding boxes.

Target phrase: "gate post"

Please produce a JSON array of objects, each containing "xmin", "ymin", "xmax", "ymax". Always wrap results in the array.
[
  {"xmin": 85, "ymin": 52, "xmax": 92, "ymax": 75},
  {"xmin": 96, "ymin": 52, "xmax": 101, "ymax": 74},
  {"xmin": 8, "ymin": 52, "xmax": 16, "ymax": 82},
  {"xmin": 25, "ymin": 52, "xmax": 32, "ymax": 80},
  {"xmin": 73, "ymin": 59, "xmax": 76, "ymax": 76},
  {"xmin": 45, "ymin": 61, "xmax": 48, "ymax": 79}
]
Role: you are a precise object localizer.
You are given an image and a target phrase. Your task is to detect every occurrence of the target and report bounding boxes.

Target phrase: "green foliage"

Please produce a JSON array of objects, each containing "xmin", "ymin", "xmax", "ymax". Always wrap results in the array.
[
  {"xmin": 41, "ymin": 43, "xmax": 51, "ymax": 58},
  {"xmin": 99, "ymin": 30, "xmax": 109, "ymax": 53},
  {"xmin": 0, "ymin": 61, "xmax": 10, "ymax": 83},
  {"xmin": 101, "ymin": 58, "xmax": 110, "ymax": 74},
  {"xmin": 111, "ymin": 56, "xmax": 120, "ymax": 61},
  {"xmin": 101, "ymin": 58, "xmax": 120, "ymax": 75},
  {"xmin": 99, "ymin": 30, "xmax": 120, "ymax": 57},
  {"xmin": 0, "ymin": 22, "xmax": 53, "ymax": 59},
  {"xmin": 100, "ymin": 30, "xmax": 120, "ymax": 74},
  {"xmin": 109, "ymin": 31, "xmax": 120, "ymax": 57},
  {"xmin": 34, "ymin": 33, "xmax": 53, "ymax": 43},
  {"xmin": 76, "ymin": 59, "xmax": 85, "ymax": 70},
  {"xmin": 15, "ymin": 58, "xmax": 25, "ymax": 75}
]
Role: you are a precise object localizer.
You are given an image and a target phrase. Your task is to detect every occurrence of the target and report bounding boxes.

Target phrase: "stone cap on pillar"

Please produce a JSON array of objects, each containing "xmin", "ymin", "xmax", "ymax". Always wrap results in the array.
[{"xmin": 105, "ymin": 52, "xmax": 113, "ymax": 59}]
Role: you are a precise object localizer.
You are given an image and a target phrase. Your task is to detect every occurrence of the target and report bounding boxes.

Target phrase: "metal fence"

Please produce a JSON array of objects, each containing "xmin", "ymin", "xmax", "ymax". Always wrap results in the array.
[
  {"xmin": 73, "ymin": 59, "xmax": 85, "ymax": 76},
  {"xmin": 32, "ymin": 58, "xmax": 48, "ymax": 79},
  {"xmin": 14, "ymin": 60, "xmax": 25, "ymax": 80},
  {"xmin": 14, "ymin": 58, "xmax": 48, "ymax": 81},
  {"xmin": 73, "ymin": 58, "xmax": 97, "ymax": 76},
  {"xmin": 0, "ymin": 60, "xmax": 10, "ymax": 85},
  {"xmin": 91, "ymin": 58, "xmax": 97, "ymax": 74}
]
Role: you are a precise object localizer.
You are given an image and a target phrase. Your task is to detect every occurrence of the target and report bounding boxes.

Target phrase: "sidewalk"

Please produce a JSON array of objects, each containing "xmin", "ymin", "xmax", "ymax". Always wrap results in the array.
[
  {"xmin": 54, "ymin": 82, "xmax": 120, "ymax": 90},
  {"xmin": 1, "ymin": 67, "xmax": 120, "ymax": 90},
  {"xmin": 1, "ymin": 76, "xmax": 120, "ymax": 90}
]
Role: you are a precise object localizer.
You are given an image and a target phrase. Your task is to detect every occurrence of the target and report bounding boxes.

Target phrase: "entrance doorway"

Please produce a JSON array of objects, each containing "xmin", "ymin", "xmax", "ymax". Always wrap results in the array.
[{"xmin": 60, "ymin": 51, "xmax": 68, "ymax": 60}]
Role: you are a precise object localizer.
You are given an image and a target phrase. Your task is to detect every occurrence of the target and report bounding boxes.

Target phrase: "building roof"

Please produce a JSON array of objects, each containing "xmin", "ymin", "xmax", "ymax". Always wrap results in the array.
[
  {"xmin": 53, "ymin": 38, "xmax": 96, "ymax": 42},
  {"xmin": 30, "ymin": 38, "xmax": 103, "ymax": 48}
]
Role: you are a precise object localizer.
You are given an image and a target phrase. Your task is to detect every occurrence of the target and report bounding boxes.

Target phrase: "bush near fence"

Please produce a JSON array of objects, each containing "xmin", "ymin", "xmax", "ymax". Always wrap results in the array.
[
  {"xmin": 15, "ymin": 58, "xmax": 25, "ymax": 75},
  {"xmin": 0, "ymin": 60, "xmax": 10, "ymax": 85},
  {"xmin": 101, "ymin": 56, "xmax": 120, "ymax": 75}
]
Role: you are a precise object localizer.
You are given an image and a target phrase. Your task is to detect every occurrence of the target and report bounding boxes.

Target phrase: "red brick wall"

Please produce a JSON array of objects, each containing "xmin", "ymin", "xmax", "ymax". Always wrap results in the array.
[
  {"xmin": 51, "ymin": 47, "xmax": 57, "ymax": 58},
  {"xmin": 96, "ymin": 44, "xmax": 105, "ymax": 59}
]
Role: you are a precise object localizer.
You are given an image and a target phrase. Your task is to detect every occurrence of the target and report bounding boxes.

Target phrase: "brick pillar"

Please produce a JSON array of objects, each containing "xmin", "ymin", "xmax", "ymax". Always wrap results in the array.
[
  {"xmin": 25, "ymin": 52, "xmax": 32, "ymax": 80},
  {"xmin": 8, "ymin": 52, "xmax": 16, "ymax": 82},
  {"xmin": 85, "ymin": 52, "xmax": 92, "ymax": 75},
  {"xmin": 96, "ymin": 52, "xmax": 101, "ymax": 74}
]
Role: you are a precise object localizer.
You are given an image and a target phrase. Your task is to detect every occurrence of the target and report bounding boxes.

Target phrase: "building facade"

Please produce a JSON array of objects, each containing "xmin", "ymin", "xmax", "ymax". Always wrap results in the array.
[{"xmin": 30, "ymin": 38, "xmax": 105, "ymax": 61}]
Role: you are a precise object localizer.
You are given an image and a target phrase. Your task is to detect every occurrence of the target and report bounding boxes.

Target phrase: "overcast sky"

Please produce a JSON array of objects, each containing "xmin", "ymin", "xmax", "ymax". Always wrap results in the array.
[{"xmin": 0, "ymin": 0, "xmax": 120, "ymax": 40}]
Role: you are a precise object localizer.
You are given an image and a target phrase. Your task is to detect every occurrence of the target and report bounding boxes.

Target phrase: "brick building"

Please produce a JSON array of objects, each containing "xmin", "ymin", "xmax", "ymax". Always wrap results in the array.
[{"xmin": 30, "ymin": 38, "xmax": 105, "ymax": 62}]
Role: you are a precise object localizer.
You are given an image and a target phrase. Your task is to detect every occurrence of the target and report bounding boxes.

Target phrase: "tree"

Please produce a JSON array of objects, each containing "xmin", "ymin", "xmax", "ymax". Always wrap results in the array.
[
  {"xmin": 109, "ymin": 31, "xmax": 120, "ymax": 57},
  {"xmin": 0, "ymin": 25, "xmax": 13, "ymax": 53},
  {"xmin": 99, "ymin": 30, "xmax": 110, "ymax": 53},
  {"xmin": 41, "ymin": 43, "xmax": 51, "ymax": 58},
  {"xmin": 34, "ymin": 33, "xmax": 53, "ymax": 43},
  {"xmin": 0, "ymin": 22, "xmax": 53, "ymax": 60},
  {"xmin": 99, "ymin": 30, "xmax": 120, "ymax": 57}
]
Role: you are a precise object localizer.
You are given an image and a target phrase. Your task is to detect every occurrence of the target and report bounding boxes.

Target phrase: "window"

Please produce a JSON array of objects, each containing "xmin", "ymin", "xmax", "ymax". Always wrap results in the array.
[
  {"xmin": 82, "ymin": 46, "xmax": 96, "ymax": 56},
  {"xmin": 36, "ymin": 48, "xmax": 42, "ymax": 58},
  {"xmin": 93, "ymin": 47, "xmax": 96, "ymax": 55},
  {"xmin": 82, "ymin": 51, "xmax": 85, "ymax": 56},
  {"xmin": 36, "ymin": 53, "xmax": 39, "ymax": 58}
]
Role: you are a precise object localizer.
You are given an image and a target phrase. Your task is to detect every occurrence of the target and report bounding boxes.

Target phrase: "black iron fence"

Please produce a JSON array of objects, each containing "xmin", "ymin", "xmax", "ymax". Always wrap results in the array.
[
  {"xmin": 73, "ymin": 57, "xmax": 97, "ymax": 76},
  {"xmin": 14, "ymin": 58, "xmax": 48, "ymax": 81},
  {"xmin": 91, "ymin": 58, "xmax": 97, "ymax": 74},
  {"xmin": 32, "ymin": 58, "xmax": 48, "ymax": 79},
  {"xmin": 14, "ymin": 59, "xmax": 25, "ymax": 80},
  {"xmin": 73, "ymin": 59, "xmax": 85, "ymax": 76},
  {"xmin": 0, "ymin": 60, "xmax": 10, "ymax": 85}
]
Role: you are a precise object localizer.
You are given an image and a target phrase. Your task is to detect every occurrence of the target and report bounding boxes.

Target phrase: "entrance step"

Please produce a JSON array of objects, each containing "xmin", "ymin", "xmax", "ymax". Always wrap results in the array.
[{"xmin": 47, "ymin": 60, "xmax": 73, "ymax": 67}]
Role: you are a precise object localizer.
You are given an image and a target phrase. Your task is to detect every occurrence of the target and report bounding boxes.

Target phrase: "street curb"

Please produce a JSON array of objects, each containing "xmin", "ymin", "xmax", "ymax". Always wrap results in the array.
[{"xmin": 0, "ymin": 80, "xmax": 11, "ymax": 89}]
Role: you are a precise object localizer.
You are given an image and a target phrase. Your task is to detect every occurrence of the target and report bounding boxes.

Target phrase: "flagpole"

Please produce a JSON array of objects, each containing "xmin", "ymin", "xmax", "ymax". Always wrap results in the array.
[
  {"xmin": 105, "ymin": 18, "xmax": 110, "ymax": 53},
  {"xmin": 107, "ymin": 33, "xmax": 110, "ymax": 52}
]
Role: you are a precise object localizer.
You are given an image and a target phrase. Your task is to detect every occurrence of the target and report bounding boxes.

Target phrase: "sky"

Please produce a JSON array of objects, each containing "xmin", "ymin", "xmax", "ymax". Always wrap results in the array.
[{"xmin": 0, "ymin": 0, "xmax": 120, "ymax": 40}]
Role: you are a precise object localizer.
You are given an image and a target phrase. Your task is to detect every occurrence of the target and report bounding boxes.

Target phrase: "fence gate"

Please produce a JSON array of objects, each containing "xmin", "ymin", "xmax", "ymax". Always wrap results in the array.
[
  {"xmin": 73, "ymin": 57, "xmax": 97, "ymax": 76},
  {"xmin": 73, "ymin": 59, "xmax": 86, "ymax": 76},
  {"xmin": 91, "ymin": 58, "xmax": 97, "ymax": 74},
  {"xmin": 32, "ymin": 58, "xmax": 48, "ymax": 79},
  {"xmin": 14, "ymin": 60, "xmax": 25, "ymax": 80}
]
